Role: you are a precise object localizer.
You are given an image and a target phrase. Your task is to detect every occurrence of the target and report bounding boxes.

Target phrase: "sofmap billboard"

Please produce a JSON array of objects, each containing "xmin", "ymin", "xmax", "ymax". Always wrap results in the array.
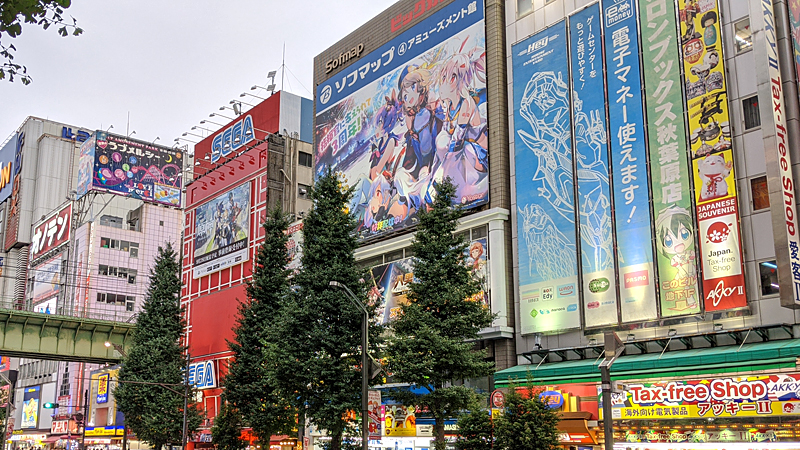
[
  {"xmin": 21, "ymin": 386, "xmax": 40, "ymax": 429},
  {"xmin": 679, "ymin": 0, "xmax": 746, "ymax": 312},
  {"xmin": 79, "ymin": 131, "xmax": 183, "ymax": 207},
  {"xmin": 569, "ymin": 4, "xmax": 618, "ymax": 328},
  {"xmin": 603, "ymin": 373, "xmax": 800, "ymax": 420},
  {"xmin": 315, "ymin": 0, "xmax": 488, "ymax": 240},
  {"xmin": 512, "ymin": 21, "xmax": 581, "ymax": 334},
  {"xmin": 641, "ymin": 0, "xmax": 701, "ymax": 317},
  {"xmin": 193, "ymin": 182, "xmax": 250, "ymax": 278}
]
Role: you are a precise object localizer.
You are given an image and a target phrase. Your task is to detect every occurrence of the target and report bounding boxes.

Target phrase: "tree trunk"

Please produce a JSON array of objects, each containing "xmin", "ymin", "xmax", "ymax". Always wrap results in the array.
[
  {"xmin": 329, "ymin": 429, "xmax": 343, "ymax": 450},
  {"xmin": 434, "ymin": 416, "xmax": 447, "ymax": 450}
]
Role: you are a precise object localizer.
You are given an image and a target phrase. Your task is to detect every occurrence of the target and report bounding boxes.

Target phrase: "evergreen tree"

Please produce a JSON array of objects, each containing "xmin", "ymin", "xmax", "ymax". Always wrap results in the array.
[
  {"xmin": 494, "ymin": 387, "xmax": 560, "ymax": 450},
  {"xmin": 224, "ymin": 207, "xmax": 296, "ymax": 442},
  {"xmin": 454, "ymin": 407, "xmax": 493, "ymax": 450},
  {"xmin": 115, "ymin": 243, "xmax": 202, "ymax": 450},
  {"xmin": 211, "ymin": 402, "xmax": 247, "ymax": 450},
  {"xmin": 385, "ymin": 178, "xmax": 495, "ymax": 450},
  {"xmin": 273, "ymin": 168, "xmax": 380, "ymax": 450}
]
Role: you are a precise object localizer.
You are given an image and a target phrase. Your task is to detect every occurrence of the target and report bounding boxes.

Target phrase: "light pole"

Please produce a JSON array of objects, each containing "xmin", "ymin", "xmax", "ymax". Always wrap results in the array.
[{"xmin": 329, "ymin": 281, "xmax": 369, "ymax": 450}]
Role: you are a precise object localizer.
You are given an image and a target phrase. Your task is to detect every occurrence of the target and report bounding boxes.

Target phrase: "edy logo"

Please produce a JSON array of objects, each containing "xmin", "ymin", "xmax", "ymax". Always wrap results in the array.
[
  {"xmin": 706, "ymin": 279, "xmax": 744, "ymax": 307},
  {"xmin": 589, "ymin": 278, "xmax": 610, "ymax": 293}
]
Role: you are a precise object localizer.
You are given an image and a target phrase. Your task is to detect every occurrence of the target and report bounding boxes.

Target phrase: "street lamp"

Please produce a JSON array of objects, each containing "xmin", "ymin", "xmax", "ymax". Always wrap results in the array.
[{"xmin": 329, "ymin": 281, "xmax": 369, "ymax": 450}]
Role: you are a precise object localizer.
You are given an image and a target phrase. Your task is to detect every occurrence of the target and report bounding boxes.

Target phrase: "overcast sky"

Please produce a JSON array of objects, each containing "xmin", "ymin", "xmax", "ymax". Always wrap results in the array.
[{"xmin": 0, "ymin": 0, "xmax": 396, "ymax": 149}]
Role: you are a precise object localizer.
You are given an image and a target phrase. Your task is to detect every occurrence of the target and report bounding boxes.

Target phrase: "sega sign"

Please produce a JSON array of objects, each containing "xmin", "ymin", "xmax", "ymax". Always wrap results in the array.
[
  {"xmin": 211, "ymin": 115, "xmax": 254, "ymax": 163},
  {"xmin": 187, "ymin": 360, "xmax": 216, "ymax": 389}
]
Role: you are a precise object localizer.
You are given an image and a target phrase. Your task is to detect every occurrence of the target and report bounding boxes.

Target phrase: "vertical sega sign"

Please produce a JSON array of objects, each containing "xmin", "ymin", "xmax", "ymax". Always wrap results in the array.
[
  {"xmin": 211, "ymin": 115, "xmax": 255, "ymax": 163},
  {"xmin": 568, "ymin": 4, "xmax": 618, "ymax": 328},
  {"xmin": 512, "ymin": 21, "xmax": 581, "ymax": 334},
  {"xmin": 603, "ymin": 0, "xmax": 658, "ymax": 322}
]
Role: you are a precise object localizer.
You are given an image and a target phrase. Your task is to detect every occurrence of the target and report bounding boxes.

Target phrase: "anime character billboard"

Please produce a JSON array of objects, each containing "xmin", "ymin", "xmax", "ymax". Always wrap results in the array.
[
  {"xmin": 315, "ymin": 0, "xmax": 488, "ymax": 240},
  {"xmin": 85, "ymin": 131, "xmax": 183, "ymax": 207},
  {"xmin": 193, "ymin": 182, "xmax": 251, "ymax": 279}
]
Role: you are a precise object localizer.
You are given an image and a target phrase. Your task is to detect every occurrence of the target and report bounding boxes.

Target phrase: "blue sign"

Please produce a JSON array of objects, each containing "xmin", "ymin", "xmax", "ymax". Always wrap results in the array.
[
  {"xmin": 210, "ymin": 115, "xmax": 255, "ymax": 163},
  {"xmin": 568, "ymin": 4, "xmax": 618, "ymax": 327},
  {"xmin": 187, "ymin": 360, "xmax": 216, "ymax": 389},
  {"xmin": 603, "ymin": 0, "xmax": 658, "ymax": 322},
  {"xmin": 0, "ymin": 138, "xmax": 15, "ymax": 203},
  {"xmin": 315, "ymin": 0, "xmax": 484, "ymax": 113},
  {"xmin": 539, "ymin": 390, "xmax": 565, "ymax": 409},
  {"xmin": 511, "ymin": 21, "xmax": 580, "ymax": 334}
]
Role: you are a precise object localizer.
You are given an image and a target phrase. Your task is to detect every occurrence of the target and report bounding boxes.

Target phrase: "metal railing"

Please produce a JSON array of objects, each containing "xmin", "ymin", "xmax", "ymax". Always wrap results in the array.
[{"xmin": 0, "ymin": 300, "xmax": 137, "ymax": 324}]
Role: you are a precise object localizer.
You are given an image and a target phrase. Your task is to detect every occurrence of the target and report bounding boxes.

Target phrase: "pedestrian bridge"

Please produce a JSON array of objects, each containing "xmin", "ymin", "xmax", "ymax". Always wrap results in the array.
[{"xmin": 0, "ymin": 308, "xmax": 133, "ymax": 363}]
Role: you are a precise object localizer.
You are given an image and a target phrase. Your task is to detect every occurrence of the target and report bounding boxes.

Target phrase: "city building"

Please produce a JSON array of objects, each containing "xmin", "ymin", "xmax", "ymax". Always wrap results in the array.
[{"xmin": 181, "ymin": 91, "xmax": 314, "ymax": 448}]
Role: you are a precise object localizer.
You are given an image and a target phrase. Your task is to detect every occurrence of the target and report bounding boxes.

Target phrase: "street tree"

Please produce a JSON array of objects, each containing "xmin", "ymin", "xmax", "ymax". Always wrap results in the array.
[
  {"xmin": 454, "ymin": 406, "xmax": 493, "ymax": 450},
  {"xmin": 211, "ymin": 402, "xmax": 247, "ymax": 450},
  {"xmin": 273, "ymin": 168, "xmax": 380, "ymax": 450},
  {"xmin": 224, "ymin": 206, "xmax": 296, "ymax": 442},
  {"xmin": 1, "ymin": 0, "xmax": 83, "ymax": 83},
  {"xmin": 385, "ymin": 177, "xmax": 495, "ymax": 450},
  {"xmin": 494, "ymin": 386, "xmax": 560, "ymax": 450},
  {"xmin": 115, "ymin": 243, "xmax": 202, "ymax": 450}
]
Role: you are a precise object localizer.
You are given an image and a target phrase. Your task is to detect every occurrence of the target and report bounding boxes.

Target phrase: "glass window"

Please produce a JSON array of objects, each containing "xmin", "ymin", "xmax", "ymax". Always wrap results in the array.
[
  {"xmin": 298, "ymin": 184, "xmax": 311, "ymax": 200},
  {"xmin": 100, "ymin": 237, "xmax": 110, "ymax": 249},
  {"xmin": 751, "ymin": 176, "xmax": 770, "ymax": 211},
  {"xmin": 108, "ymin": 267, "xmax": 117, "ymax": 277},
  {"xmin": 118, "ymin": 268, "xmax": 128, "ymax": 279},
  {"xmin": 128, "ymin": 270, "xmax": 137, "ymax": 284},
  {"xmin": 99, "ymin": 265, "xmax": 108, "ymax": 276},
  {"xmin": 517, "ymin": 0, "xmax": 532, "ymax": 17},
  {"xmin": 735, "ymin": 18, "xmax": 752, "ymax": 53},
  {"xmin": 120, "ymin": 241, "xmax": 130, "ymax": 252},
  {"xmin": 110, "ymin": 239, "xmax": 119, "ymax": 249},
  {"xmin": 96, "ymin": 293, "xmax": 105, "ymax": 303},
  {"xmin": 385, "ymin": 249, "xmax": 404, "ymax": 263},
  {"xmin": 759, "ymin": 260, "xmax": 779, "ymax": 296},
  {"xmin": 130, "ymin": 247, "xmax": 139, "ymax": 258},
  {"xmin": 742, "ymin": 96, "xmax": 761, "ymax": 130},
  {"xmin": 298, "ymin": 151, "xmax": 313, "ymax": 168},
  {"xmin": 471, "ymin": 225, "xmax": 488, "ymax": 240},
  {"xmin": 126, "ymin": 301, "xmax": 134, "ymax": 312}
]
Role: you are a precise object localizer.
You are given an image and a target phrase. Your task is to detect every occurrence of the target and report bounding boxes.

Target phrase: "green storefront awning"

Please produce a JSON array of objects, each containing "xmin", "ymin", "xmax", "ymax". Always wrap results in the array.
[{"xmin": 494, "ymin": 339, "xmax": 800, "ymax": 387}]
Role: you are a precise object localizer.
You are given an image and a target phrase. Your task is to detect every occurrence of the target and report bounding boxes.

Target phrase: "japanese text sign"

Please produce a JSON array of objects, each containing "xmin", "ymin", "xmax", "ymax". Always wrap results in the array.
[{"xmin": 30, "ymin": 203, "xmax": 71, "ymax": 264}]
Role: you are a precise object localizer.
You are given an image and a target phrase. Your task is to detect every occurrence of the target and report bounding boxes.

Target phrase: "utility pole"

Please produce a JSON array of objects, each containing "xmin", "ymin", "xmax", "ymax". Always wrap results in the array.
[
  {"xmin": 600, "ymin": 331, "xmax": 624, "ymax": 450},
  {"xmin": 80, "ymin": 389, "xmax": 88, "ymax": 450},
  {"xmin": 181, "ymin": 354, "xmax": 190, "ymax": 450}
]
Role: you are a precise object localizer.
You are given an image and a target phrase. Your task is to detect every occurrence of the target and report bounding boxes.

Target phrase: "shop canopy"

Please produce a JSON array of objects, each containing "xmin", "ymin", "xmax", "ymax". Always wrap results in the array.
[{"xmin": 494, "ymin": 338, "xmax": 800, "ymax": 387}]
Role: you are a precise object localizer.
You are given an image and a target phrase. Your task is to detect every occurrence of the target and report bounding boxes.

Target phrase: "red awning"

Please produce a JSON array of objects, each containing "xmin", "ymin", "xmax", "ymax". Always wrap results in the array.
[{"xmin": 42, "ymin": 435, "xmax": 76, "ymax": 444}]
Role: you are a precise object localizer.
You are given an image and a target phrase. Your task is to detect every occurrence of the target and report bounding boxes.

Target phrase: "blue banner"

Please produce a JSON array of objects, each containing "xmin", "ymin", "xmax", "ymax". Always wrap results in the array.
[
  {"xmin": 512, "ymin": 21, "xmax": 580, "ymax": 334},
  {"xmin": 603, "ymin": 0, "xmax": 658, "ymax": 322},
  {"xmin": 315, "ymin": 0, "xmax": 484, "ymax": 113},
  {"xmin": 568, "ymin": 4, "xmax": 618, "ymax": 328}
]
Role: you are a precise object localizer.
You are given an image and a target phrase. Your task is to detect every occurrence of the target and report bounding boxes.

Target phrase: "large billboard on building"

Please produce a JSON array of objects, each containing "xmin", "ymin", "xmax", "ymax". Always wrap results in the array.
[
  {"xmin": 286, "ymin": 221, "xmax": 304, "ymax": 274},
  {"xmin": 315, "ymin": 0, "xmax": 488, "ymax": 241},
  {"xmin": 193, "ymin": 182, "xmax": 251, "ymax": 278},
  {"xmin": 21, "ymin": 386, "xmax": 40, "ymax": 429},
  {"xmin": 512, "ymin": 21, "xmax": 581, "ymax": 334},
  {"xmin": 5, "ymin": 132, "xmax": 25, "ymax": 251},
  {"xmin": 76, "ymin": 131, "xmax": 183, "ymax": 207},
  {"xmin": 0, "ymin": 137, "xmax": 15, "ymax": 203},
  {"xmin": 31, "ymin": 257, "xmax": 61, "ymax": 305},
  {"xmin": 29, "ymin": 203, "xmax": 71, "ymax": 266}
]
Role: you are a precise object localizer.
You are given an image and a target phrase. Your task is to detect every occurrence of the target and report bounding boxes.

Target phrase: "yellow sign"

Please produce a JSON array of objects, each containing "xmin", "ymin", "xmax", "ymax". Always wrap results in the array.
[
  {"xmin": 85, "ymin": 427, "xmax": 124, "ymax": 437},
  {"xmin": 384, "ymin": 405, "xmax": 415, "ymax": 437},
  {"xmin": 97, "ymin": 373, "xmax": 109, "ymax": 403}
]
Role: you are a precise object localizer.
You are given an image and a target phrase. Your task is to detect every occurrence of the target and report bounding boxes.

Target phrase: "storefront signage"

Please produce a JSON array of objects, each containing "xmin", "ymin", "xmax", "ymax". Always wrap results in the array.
[
  {"xmin": 84, "ymin": 426, "xmax": 124, "ymax": 437},
  {"xmin": 210, "ymin": 115, "xmax": 254, "ymax": 163},
  {"xmin": 540, "ymin": 390, "xmax": 564, "ymax": 409},
  {"xmin": 30, "ymin": 203, "xmax": 71, "ymax": 264},
  {"xmin": 491, "ymin": 389, "xmax": 505, "ymax": 408},
  {"xmin": 324, "ymin": 43, "xmax": 364, "ymax": 73},
  {"xmin": 0, "ymin": 138, "xmax": 15, "ymax": 204},
  {"xmin": 621, "ymin": 428, "xmax": 777, "ymax": 443},
  {"xmin": 61, "ymin": 127, "xmax": 90, "ymax": 143},
  {"xmin": 51, "ymin": 420, "xmax": 69, "ymax": 434},
  {"xmin": 368, "ymin": 390, "xmax": 381, "ymax": 438},
  {"xmin": 559, "ymin": 433, "xmax": 594, "ymax": 444},
  {"xmin": 383, "ymin": 405, "xmax": 416, "ymax": 436},
  {"xmin": 96, "ymin": 373, "xmax": 109, "ymax": 404},
  {"xmin": 193, "ymin": 182, "xmax": 251, "ymax": 279},
  {"xmin": 605, "ymin": 373, "xmax": 800, "ymax": 419},
  {"xmin": 188, "ymin": 360, "xmax": 217, "ymax": 389}
]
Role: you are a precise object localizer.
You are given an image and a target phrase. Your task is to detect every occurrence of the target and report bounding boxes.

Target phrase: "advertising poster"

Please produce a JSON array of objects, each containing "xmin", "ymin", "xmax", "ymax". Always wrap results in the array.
[
  {"xmin": 568, "ymin": 4, "xmax": 617, "ymax": 328},
  {"xmin": 603, "ymin": 373, "xmax": 800, "ymax": 420},
  {"xmin": 603, "ymin": 0, "xmax": 658, "ymax": 323},
  {"xmin": 97, "ymin": 373, "xmax": 109, "ymax": 404},
  {"xmin": 31, "ymin": 258, "xmax": 61, "ymax": 304},
  {"xmin": 678, "ymin": 0, "xmax": 746, "ymax": 311},
  {"xmin": 30, "ymin": 203, "xmax": 72, "ymax": 264},
  {"xmin": 0, "ymin": 356, "xmax": 8, "ymax": 371},
  {"xmin": 33, "ymin": 297, "xmax": 56, "ymax": 315},
  {"xmin": 0, "ymin": 385, "xmax": 7, "ymax": 409},
  {"xmin": 76, "ymin": 133, "xmax": 96, "ymax": 200},
  {"xmin": 383, "ymin": 405, "xmax": 416, "ymax": 437},
  {"xmin": 464, "ymin": 237, "xmax": 489, "ymax": 307},
  {"xmin": 368, "ymin": 390, "xmax": 381, "ymax": 438},
  {"xmin": 640, "ymin": 0, "xmax": 701, "ymax": 317},
  {"xmin": 512, "ymin": 21, "xmax": 580, "ymax": 334},
  {"xmin": 90, "ymin": 131, "xmax": 183, "ymax": 207},
  {"xmin": 285, "ymin": 221, "xmax": 304, "ymax": 274},
  {"xmin": 193, "ymin": 182, "xmax": 251, "ymax": 278},
  {"xmin": 0, "ymin": 137, "xmax": 15, "ymax": 203},
  {"xmin": 315, "ymin": 0, "xmax": 488, "ymax": 241},
  {"xmin": 21, "ymin": 386, "xmax": 40, "ymax": 429},
  {"xmin": 788, "ymin": 0, "xmax": 800, "ymax": 95},
  {"xmin": 369, "ymin": 257, "xmax": 414, "ymax": 324},
  {"xmin": 758, "ymin": 0, "xmax": 800, "ymax": 307},
  {"xmin": 5, "ymin": 132, "xmax": 25, "ymax": 251}
]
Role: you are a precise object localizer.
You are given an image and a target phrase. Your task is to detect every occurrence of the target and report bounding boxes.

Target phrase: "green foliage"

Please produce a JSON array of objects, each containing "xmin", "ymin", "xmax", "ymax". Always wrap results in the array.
[
  {"xmin": 271, "ymin": 168, "xmax": 380, "ymax": 450},
  {"xmin": 0, "ymin": 0, "xmax": 83, "ymax": 83},
  {"xmin": 114, "ymin": 243, "xmax": 202, "ymax": 450},
  {"xmin": 211, "ymin": 403, "xmax": 247, "ymax": 450},
  {"xmin": 224, "ymin": 207, "xmax": 296, "ymax": 441},
  {"xmin": 454, "ymin": 407, "xmax": 493, "ymax": 450},
  {"xmin": 386, "ymin": 178, "xmax": 495, "ymax": 450},
  {"xmin": 494, "ymin": 387, "xmax": 560, "ymax": 450}
]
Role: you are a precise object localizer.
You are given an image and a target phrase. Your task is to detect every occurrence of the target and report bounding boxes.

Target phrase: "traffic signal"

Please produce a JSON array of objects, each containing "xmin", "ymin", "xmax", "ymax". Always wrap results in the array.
[{"xmin": 43, "ymin": 402, "xmax": 58, "ymax": 409}]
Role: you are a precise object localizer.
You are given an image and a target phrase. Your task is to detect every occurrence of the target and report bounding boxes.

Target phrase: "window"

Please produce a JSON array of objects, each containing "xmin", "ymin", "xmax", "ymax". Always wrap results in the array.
[
  {"xmin": 159, "ymin": 220, "xmax": 164, "ymax": 226},
  {"xmin": 759, "ymin": 260, "xmax": 779, "ymax": 296},
  {"xmin": 385, "ymin": 250, "xmax": 404, "ymax": 263},
  {"xmin": 298, "ymin": 184, "xmax": 311, "ymax": 200},
  {"xmin": 735, "ymin": 18, "xmax": 752, "ymax": 53},
  {"xmin": 100, "ymin": 215, "xmax": 124, "ymax": 229},
  {"xmin": 100, "ymin": 237, "xmax": 110, "ymax": 249},
  {"xmin": 99, "ymin": 265, "xmax": 108, "ymax": 276},
  {"xmin": 517, "ymin": 0, "xmax": 532, "ymax": 17},
  {"xmin": 96, "ymin": 293, "xmax": 106, "ymax": 303},
  {"xmin": 109, "ymin": 239, "xmax": 119, "ymax": 249},
  {"xmin": 128, "ymin": 270, "xmax": 137, "ymax": 284},
  {"xmin": 298, "ymin": 151, "xmax": 313, "ymax": 168},
  {"xmin": 120, "ymin": 241, "xmax": 130, "ymax": 252},
  {"xmin": 118, "ymin": 268, "xmax": 128, "ymax": 280},
  {"xmin": 130, "ymin": 246, "xmax": 139, "ymax": 258},
  {"xmin": 357, "ymin": 255, "xmax": 383, "ymax": 269},
  {"xmin": 126, "ymin": 300, "xmax": 135, "ymax": 312},
  {"xmin": 751, "ymin": 176, "xmax": 770, "ymax": 211},
  {"xmin": 742, "ymin": 96, "xmax": 761, "ymax": 130},
  {"xmin": 108, "ymin": 266, "xmax": 118, "ymax": 277},
  {"xmin": 471, "ymin": 225, "xmax": 488, "ymax": 240}
]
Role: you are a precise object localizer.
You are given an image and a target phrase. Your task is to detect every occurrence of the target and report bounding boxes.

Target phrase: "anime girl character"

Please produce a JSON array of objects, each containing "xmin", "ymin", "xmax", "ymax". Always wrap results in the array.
[
  {"xmin": 396, "ymin": 63, "xmax": 442, "ymax": 185},
  {"xmin": 369, "ymin": 90, "xmax": 405, "ymax": 181},
  {"xmin": 655, "ymin": 206, "xmax": 697, "ymax": 285},
  {"xmin": 362, "ymin": 173, "xmax": 414, "ymax": 232},
  {"xmin": 431, "ymin": 43, "xmax": 489, "ymax": 204}
]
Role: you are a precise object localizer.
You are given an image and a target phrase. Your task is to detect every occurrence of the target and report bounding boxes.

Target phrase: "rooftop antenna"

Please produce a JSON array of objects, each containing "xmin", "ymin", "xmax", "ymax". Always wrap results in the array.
[
  {"xmin": 126, "ymin": 111, "xmax": 130, "ymax": 136},
  {"xmin": 282, "ymin": 42, "xmax": 285, "ymax": 92}
]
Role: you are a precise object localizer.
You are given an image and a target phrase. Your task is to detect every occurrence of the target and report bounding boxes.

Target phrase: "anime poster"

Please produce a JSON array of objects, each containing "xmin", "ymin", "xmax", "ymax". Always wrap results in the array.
[
  {"xmin": 193, "ymin": 182, "xmax": 251, "ymax": 279},
  {"xmin": 569, "ymin": 4, "xmax": 617, "ymax": 328},
  {"xmin": 512, "ymin": 21, "xmax": 581, "ymax": 335},
  {"xmin": 31, "ymin": 258, "xmax": 61, "ymax": 304},
  {"xmin": 679, "ymin": 0, "xmax": 746, "ymax": 311},
  {"xmin": 21, "ymin": 386, "xmax": 40, "ymax": 429},
  {"xmin": 285, "ymin": 220, "xmax": 304, "ymax": 274},
  {"xmin": 368, "ymin": 390, "xmax": 382, "ymax": 438},
  {"xmin": 0, "ymin": 356, "xmax": 9, "ymax": 371},
  {"xmin": 640, "ymin": 0, "xmax": 701, "ymax": 317},
  {"xmin": 464, "ymin": 237, "xmax": 489, "ymax": 308},
  {"xmin": 603, "ymin": 0, "xmax": 658, "ymax": 323},
  {"xmin": 369, "ymin": 257, "xmax": 415, "ymax": 324},
  {"xmin": 76, "ymin": 133, "xmax": 96, "ymax": 200},
  {"xmin": 315, "ymin": 0, "xmax": 488, "ymax": 241},
  {"xmin": 90, "ymin": 131, "xmax": 183, "ymax": 207}
]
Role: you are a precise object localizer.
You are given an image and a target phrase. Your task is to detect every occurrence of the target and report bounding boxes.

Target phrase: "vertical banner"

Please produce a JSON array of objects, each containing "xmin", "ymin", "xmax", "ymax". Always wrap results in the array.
[
  {"xmin": 787, "ymin": 0, "xmax": 800, "ymax": 93},
  {"xmin": 640, "ymin": 0, "xmax": 701, "ymax": 316},
  {"xmin": 368, "ymin": 390, "xmax": 382, "ymax": 438},
  {"xmin": 758, "ymin": 0, "xmax": 800, "ymax": 307},
  {"xmin": 568, "ymin": 4, "xmax": 618, "ymax": 327},
  {"xmin": 512, "ymin": 21, "xmax": 581, "ymax": 334},
  {"xmin": 678, "ymin": 0, "xmax": 746, "ymax": 311},
  {"xmin": 603, "ymin": 0, "xmax": 658, "ymax": 322}
]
